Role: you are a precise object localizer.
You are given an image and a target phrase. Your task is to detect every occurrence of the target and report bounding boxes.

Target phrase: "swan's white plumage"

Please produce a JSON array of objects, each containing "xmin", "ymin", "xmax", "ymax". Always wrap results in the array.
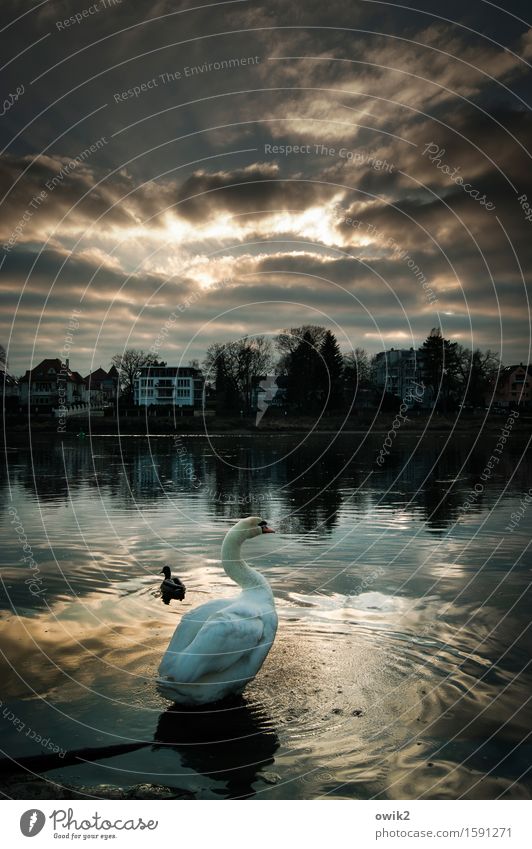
[{"xmin": 156, "ymin": 517, "xmax": 278, "ymax": 704}]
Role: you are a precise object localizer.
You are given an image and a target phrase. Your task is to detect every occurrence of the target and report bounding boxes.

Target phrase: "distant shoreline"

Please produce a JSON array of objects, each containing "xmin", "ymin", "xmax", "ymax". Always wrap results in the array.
[{"xmin": 2, "ymin": 412, "xmax": 531, "ymax": 444}]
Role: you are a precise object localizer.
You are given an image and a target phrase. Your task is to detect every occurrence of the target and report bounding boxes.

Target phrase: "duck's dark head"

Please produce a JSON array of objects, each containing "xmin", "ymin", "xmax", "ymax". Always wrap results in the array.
[{"xmin": 160, "ymin": 566, "xmax": 172, "ymax": 579}]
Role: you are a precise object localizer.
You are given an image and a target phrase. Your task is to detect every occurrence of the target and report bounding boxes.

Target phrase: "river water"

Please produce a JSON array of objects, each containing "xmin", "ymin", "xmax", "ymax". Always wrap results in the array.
[{"xmin": 0, "ymin": 431, "xmax": 530, "ymax": 799}]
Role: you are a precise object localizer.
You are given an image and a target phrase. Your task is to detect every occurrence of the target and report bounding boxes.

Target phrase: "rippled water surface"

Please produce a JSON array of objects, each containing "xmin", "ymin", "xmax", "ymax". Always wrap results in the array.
[{"xmin": 0, "ymin": 432, "xmax": 531, "ymax": 799}]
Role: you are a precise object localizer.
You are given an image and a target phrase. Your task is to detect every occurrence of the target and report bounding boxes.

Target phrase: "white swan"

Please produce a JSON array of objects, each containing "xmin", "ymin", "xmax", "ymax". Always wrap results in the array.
[{"xmin": 156, "ymin": 516, "xmax": 278, "ymax": 705}]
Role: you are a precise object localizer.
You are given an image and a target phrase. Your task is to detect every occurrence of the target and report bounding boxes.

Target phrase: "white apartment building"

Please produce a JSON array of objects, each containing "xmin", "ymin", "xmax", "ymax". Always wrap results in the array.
[
  {"xmin": 373, "ymin": 348, "xmax": 425, "ymax": 403},
  {"xmin": 133, "ymin": 366, "xmax": 204, "ymax": 408}
]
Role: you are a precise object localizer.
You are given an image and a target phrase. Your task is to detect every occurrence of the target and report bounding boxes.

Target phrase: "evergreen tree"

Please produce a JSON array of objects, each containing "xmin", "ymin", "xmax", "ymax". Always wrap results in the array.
[
  {"xmin": 421, "ymin": 327, "xmax": 460, "ymax": 411},
  {"xmin": 214, "ymin": 347, "xmax": 239, "ymax": 414},
  {"xmin": 320, "ymin": 330, "xmax": 344, "ymax": 410},
  {"xmin": 284, "ymin": 330, "xmax": 323, "ymax": 412}
]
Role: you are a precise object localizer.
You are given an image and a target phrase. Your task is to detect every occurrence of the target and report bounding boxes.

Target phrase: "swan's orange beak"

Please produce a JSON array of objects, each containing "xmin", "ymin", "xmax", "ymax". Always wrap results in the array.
[{"xmin": 261, "ymin": 524, "xmax": 275, "ymax": 533}]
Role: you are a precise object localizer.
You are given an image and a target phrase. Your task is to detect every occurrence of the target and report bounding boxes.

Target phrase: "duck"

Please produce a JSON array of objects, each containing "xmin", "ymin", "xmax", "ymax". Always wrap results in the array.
[
  {"xmin": 159, "ymin": 566, "xmax": 186, "ymax": 605},
  {"xmin": 156, "ymin": 516, "xmax": 278, "ymax": 705}
]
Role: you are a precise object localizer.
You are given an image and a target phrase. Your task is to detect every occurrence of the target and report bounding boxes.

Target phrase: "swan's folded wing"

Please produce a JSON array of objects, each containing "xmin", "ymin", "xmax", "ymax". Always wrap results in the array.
[{"xmin": 160, "ymin": 609, "xmax": 264, "ymax": 683}]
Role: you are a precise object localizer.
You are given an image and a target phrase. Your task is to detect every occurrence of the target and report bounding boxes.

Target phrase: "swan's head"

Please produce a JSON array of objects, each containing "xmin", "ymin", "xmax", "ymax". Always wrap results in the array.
[
  {"xmin": 160, "ymin": 566, "xmax": 172, "ymax": 579},
  {"xmin": 228, "ymin": 516, "xmax": 275, "ymax": 542}
]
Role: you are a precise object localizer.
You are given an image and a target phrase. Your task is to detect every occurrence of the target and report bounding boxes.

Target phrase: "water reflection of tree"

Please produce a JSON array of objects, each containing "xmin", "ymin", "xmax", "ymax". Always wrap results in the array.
[
  {"xmin": 5, "ymin": 433, "xmax": 529, "ymax": 531},
  {"xmin": 278, "ymin": 442, "xmax": 345, "ymax": 535},
  {"xmin": 11, "ymin": 442, "xmax": 96, "ymax": 502},
  {"xmin": 197, "ymin": 442, "xmax": 281, "ymax": 520},
  {"xmin": 375, "ymin": 437, "xmax": 523, "ymax": 530}
]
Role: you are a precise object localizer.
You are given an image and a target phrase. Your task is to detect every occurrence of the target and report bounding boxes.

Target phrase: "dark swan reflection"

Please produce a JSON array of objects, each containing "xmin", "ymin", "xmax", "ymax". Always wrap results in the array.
[{"xmin": 153, "ymin": 695, "xmax": 279, "ymax": 798}]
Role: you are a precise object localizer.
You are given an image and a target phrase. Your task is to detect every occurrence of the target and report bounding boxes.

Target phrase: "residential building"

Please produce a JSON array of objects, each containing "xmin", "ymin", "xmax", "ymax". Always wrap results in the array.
[
  {"xmin": 490, "ymin": 363, "xmax": 532, "ymax": 408},
  {"xmin": 84, "ymin": 366, "xmax": 119, "ymax": 405},
  {"xmin": 373, "ymin": 348, "xmax": 425, "ymax": 403},
  {"xmin": 19, "ymin": 358, "xmax": 86, "ymax": 412},
  {"xmin": 133, "ymin": 365, "xmax": 204, "ymax": 408}
]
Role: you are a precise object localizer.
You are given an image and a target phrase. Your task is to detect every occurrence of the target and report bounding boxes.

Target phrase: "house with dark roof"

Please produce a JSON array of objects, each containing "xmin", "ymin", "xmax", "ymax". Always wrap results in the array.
[
  {"xmin": 83, "ymin": 366, "xmax": 119, "ymax": 405},
  {"xmin": 490, "ymin": 364, "xmax": 532, "ymax": 408},
  {"xmin": 19, "ymin": 358, "xmax": 87, "ymax": 412}
]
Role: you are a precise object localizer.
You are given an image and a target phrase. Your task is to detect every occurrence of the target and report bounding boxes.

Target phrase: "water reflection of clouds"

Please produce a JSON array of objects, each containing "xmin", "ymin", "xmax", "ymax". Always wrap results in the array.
[{"xmin": 1, "ymin": 436, "xmax": 531, "ymax": 798}]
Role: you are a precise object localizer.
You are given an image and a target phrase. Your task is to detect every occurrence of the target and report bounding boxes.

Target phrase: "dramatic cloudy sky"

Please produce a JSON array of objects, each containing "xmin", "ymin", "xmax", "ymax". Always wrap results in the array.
[{"xmin": 1, "ymin": 0, "xmax": 531, "ymax": 375}]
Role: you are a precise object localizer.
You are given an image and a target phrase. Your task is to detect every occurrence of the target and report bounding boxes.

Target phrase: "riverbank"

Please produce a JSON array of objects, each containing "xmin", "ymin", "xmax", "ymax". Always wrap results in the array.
[{"xmin": 3, "ymin": 411, "xmax": 531, "ymax": 443}]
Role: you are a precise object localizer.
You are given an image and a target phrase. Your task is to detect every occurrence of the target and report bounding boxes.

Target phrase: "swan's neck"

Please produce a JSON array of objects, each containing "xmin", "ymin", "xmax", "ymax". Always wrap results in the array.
[{"xmin": 221, "ymin": 533, "xmax": 271, "ymax": 593}]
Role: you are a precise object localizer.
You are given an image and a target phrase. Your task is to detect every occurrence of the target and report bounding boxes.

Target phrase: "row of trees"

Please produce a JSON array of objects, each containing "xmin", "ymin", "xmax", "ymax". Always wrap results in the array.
[
  {"xmin": 421, "ymin": 328, "xmax": 500, "ymax": 411},
  {"xmin": 107, "ymin": 326, "xmax": 502, "ymax": 414},
  {"xmin": 201, "ymin": 325, "xmax": 501, "ymax": 415},
  {"xmin": 1, "ymin": 327, "xmax": 502, "ymax": 415}
]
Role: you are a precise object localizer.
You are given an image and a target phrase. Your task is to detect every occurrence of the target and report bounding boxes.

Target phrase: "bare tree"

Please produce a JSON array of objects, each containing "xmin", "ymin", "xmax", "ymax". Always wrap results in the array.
[
  {"xmin": 204, "ymin": 336, "xmax": 273, "ymax": 414},
  {"xmin": 276, "ymin": 325, "xmax": 326, "ymax": 373},
  {"xmin": 343, "ymin": 348, "xmax": 371, "ymax": 387},
  {"xmin": 456, "ymin": 346, "xmax": 501, "ymax": 407},
  {"xmin": 111, "ymin": 349, "xmax": 161, "ymax": 401},
  {"xmin": 0, "ymin": 344, "xmax": 6, "ymax": 366}
]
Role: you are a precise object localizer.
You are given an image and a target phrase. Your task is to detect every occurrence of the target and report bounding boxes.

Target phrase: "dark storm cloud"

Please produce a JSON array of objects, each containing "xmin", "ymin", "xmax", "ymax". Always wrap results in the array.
[
  {"xmin": 0, "ymin": 150, "xmax": 205, "ymax": 248},
  {"xmin": 1, "ymin": 245, "xmax": 201, "ymax": 306},
  {"xmin": 1, "ymin": 0, "xmax": 531, "ymax": 371},
  {"xmin": 173, "ymin": 161, "xmax": 332, "ymax": 220},
  {"xmin": 0, "ymin": 152, "xmax": 134, "ymax": 245}
]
